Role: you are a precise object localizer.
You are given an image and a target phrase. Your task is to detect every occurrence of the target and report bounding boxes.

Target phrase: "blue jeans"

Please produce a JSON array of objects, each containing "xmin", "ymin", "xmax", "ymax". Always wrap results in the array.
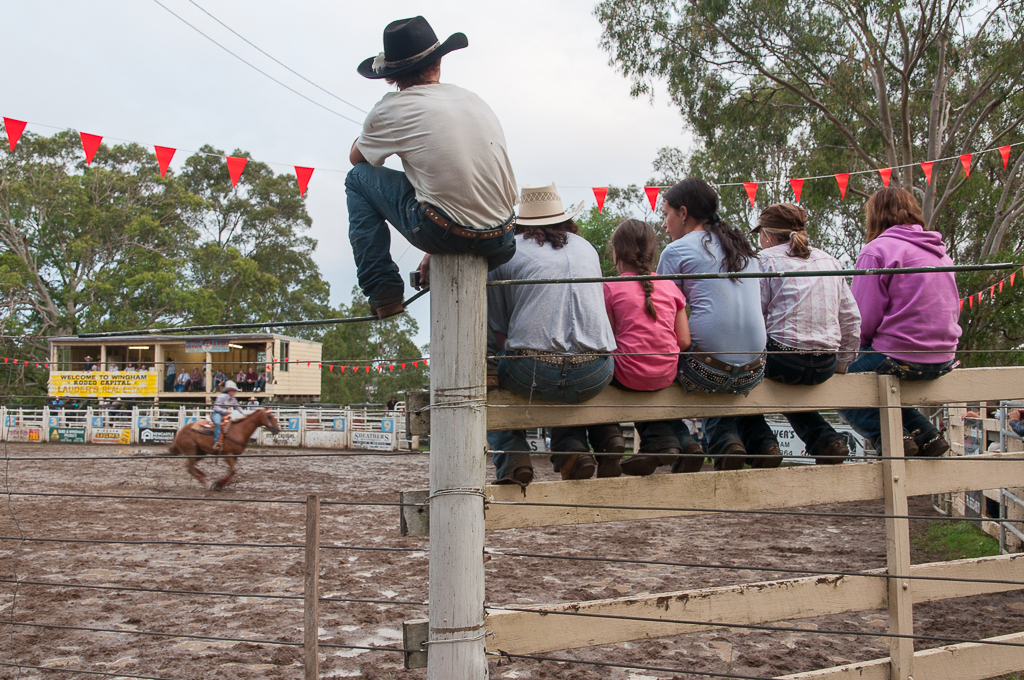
[
  {"xmin": 677, "ymin": 351, "xmax": 770, "ymax": 463},
  {"xmin": 744, "ymin": 340, "xmax": 842, "ymax": 459},
  {"xmin": 345, "ymin": 163, "xmax": 516, "ymax": 306},
  {"xmin": 487, "ymin": 352, "xmax": 614, "ymax": 481},
  {"xmin": 837, "ymin": 346, "xmax": 954, "ymax": 451},
  {"xmin": 212, "ymin": 412, "xmax": 224, "ymax": 445}
]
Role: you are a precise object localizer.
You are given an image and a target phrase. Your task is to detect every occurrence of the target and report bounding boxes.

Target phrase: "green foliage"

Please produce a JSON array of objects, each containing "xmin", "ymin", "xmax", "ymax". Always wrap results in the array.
[
  {"xmin": 596, "ymin": 0, "xmax": 1024, "ymax": 358},
  {"xmin": 912, "ymin": 519, "xmax": 999, "ymax": 561},
  {"xmin": 0, "ymin": 129, "xmax": 333, "ymax": 396},
  {"xmin": 319, "ymin": 288, "xmax": 429, "ymax": 406}
]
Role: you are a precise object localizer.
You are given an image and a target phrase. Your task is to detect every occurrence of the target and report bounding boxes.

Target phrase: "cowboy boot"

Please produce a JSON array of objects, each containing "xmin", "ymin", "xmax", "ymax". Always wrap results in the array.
[{"xmin": 213, "ymin": 432, "xmax": 224, "ymax": 453}]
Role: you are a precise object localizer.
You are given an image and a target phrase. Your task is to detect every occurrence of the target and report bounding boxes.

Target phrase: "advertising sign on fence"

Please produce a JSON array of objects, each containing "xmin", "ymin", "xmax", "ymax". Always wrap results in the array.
[
  {"xmin": 8, "ymin": 427, "xmax": 42, "ymax": 442},
  {"xmin": 92, "ymin": 428, "xmax": 131, "ymax": 444},
  {"xmin": 184, "ymin": 339, "xmax": 230, "ymax": 353},
  {"xmin": 48, "ymin": 427, "xmax": 86, "ymax": 443},
  {"xmin": 766, "ymin": 421, "xmax": 867, "ymax": 463},
  {"xmin": 352, "ymin": 431, "xmax": 394, "ymax": 451},
  {"xmin": 263, "ymin": 431, "xmax": 300, "ymax": 446},
  {"xmin": 139, "ymin": 428, "xmax": 176, "ymax": 445},
  {"xmin": 49, "ymin": 372, "xmax": 158, "ymax": 399},
  {"xmin": 964, "ymin": 417, "xmax": 985, "ymax": 525}
]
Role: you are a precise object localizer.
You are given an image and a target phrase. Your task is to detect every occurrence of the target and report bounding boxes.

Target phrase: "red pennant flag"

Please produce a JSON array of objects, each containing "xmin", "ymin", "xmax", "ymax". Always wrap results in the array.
[
  {"xmin": 1012, "ymin": 272, "xmax": 1016, "ymax": 287},
  {"xmin": 2, "ymin": 358, "xmax": 6, "ymax": 363},
  {"xmin": 743, "ymin": 182, "xmax": 758, "ymax": 207},
  {"xmin": 790, "ymin": 178, "xmax": 803, "ymax": 204},
  {"xmin": 389, "ymin": 364, "xmax": 394, "ymax": 371},
  {"xmin": 318, "ymin": 363, "xmax": 322, "ymax": 369},
  {"xmin": 644, "ymin": 186, "xmax": 660, "ymax": 211},
  {"xmin": 1000, "ymin": 280, "xmax": 1004, "ymax": 293},
  {"xmin": 306, "ymin": 362, "xmax": 310, "ymax": 367},
  {"xmin": 329, "ymin": 365, "xmax": 333, "ymax": 371},
  {"xmin": 835, "ymin": 173, "xmax": 850, "ymax": 199},
  {"xmin": 154, "ymin": 146, "xmax": 176, "ymax": 178},
  {"xmin": 991, "ymin": 285, "xmax": 996, "ymax": 299},
  {"xmin": 920, "ymin": 161, "xmax": 933, "ymax": 185},
  {"xmin": 593, "ymin": 187, "xmax": 608, "ymax": 213},
  {"xmin": 295, "ymin": 166, "xmax": 314, "ymax": 196},
  {"xmin": 413, "ymin": 361, "xmax": 418, "ymax": 368},
  {"xmin": 401, "ymin": 363, "xmax": 406, "ymax": 370},
  {"xmin": 1000, "ymin": 145, "xmax": 1012, "ymax": 169},
  {"xmin": 960, "ymin": 154, "xmax": 972, "ymax": 178},
  {"xmin": 80, "ymin": 132, "xmax": 102, "ymax": 165},
  {"xmin": 44, "ymin": 363, "xmax": 49, "ymax": 369},
  {"xmin": 226, "ymin": 156, "xmax": 247, "ymax": 187},
  {"xmin": 878, "ymin": 167, "xmax": 892, "ymax": 187},
  {"xmin": 365, "ymin": 366, "xmax": 370, "ymax": 373},
  {"xmin": 969, "ymin": 295, "xmax": 974, "ymax": 309},
  {"xmin": 959, "ymin": 299, "xmax": 964, "ymax": 312},
  {"xmin": 4, "ymin": 118, "xmax": 27, "ymax": 151},
  {"xmin": 424, "ymin": 359, "xmax": 429, "ymax": 366},
  {"xmin": 339, "ymin": 366, "xmax": 344, "ymax": 372}
]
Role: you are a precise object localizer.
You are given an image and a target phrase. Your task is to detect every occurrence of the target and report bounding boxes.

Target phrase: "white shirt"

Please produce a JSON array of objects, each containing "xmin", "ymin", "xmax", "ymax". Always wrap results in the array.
[
  {"xmin": 758, "ymin": 244, "xmax": 861, "ymax": 368},
  {"xmin": 357, "ymin": 83, "xmax": 517, "ymax": 229}
]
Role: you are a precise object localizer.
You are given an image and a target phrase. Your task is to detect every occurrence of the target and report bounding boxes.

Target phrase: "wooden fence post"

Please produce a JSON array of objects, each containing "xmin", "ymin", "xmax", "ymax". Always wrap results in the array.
[
  {"xmin": 879, "ymin": 374, "xmax": 913, "ymax": 680},
  {"xmin": 427, "ymin": 253, "xmax": 489, "ymax": 679},
  {"xmin": 304, "ymin": 494, "xmax": 320, "ymax": 680}
]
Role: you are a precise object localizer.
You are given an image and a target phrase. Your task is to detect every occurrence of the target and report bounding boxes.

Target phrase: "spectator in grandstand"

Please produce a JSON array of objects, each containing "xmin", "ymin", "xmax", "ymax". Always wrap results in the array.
[
  {"xmin": 657, "ymin": 177, "xmax": 780, "ymax": 470},
  {"xmin": 387, "ymin": 395, "xmax": 398, "ymax": 411},
  {"xmin": 165, "ymin": 356, "xmax": 176, "ymax": 391},
  {"xmin": 214, "ymin": 370, "xmax": 226, "ymax": 392},
  {"xmin": 603, "ymin": 218, "xmax": 697, "ymax": 476},
  {"xmin": 246, "ymin": 366, "xmax": 258, "ymax": 391},
  {"xmin": 124, "ymin": 363, "xmax": 136, "ymax": 373},
  {"xmin": 176, "ymin": 370, "xmax": 190, "ymax": 392},
  {"xmin": 83, "ymin": 356, "xmax": 94, "ymax": 371},
  {"xmin": 247, "ymin": 396, "xmax": 260, "ymax": 409},
  {"xmin": 838, "ymin": 187, "xmax": 961, "ymax": 457},
  {"xmin": 190, "ymin": 366, "xmax": 203, "ymax": 392},
  {"xmin": 487, "ymin": 183, "xmax": 619, "ymax": 486},
  {"xmin": 751, "ymin": 203, "xmax": 861, "ymax": 464},
  {"xmin": 236, "ymin": 368, "xmax": 247, "ymax": 391},
  {"xmin": 255, "ymin": 370, "xmax": 267, "ymax": 392}
]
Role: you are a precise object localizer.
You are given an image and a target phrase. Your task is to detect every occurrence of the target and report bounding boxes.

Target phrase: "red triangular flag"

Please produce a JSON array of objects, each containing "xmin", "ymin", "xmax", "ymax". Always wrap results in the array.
[
  {"xmin": 593, "ymin": 187, "xmax": 608, "ymax": 213},
  {"xmin": 835, "ymin": 173, "xmax": 850, "ymax": 199},
  {"xmin": 960, "ymin": 154, "xmax": 972, "ymax": 178},
  {"xmin": 1000, "ymin": 146, "xmax": 1011, "ymax": 169},
  {"xmin": 790, "ymin": 178, "xmax": 803, "ymax": 204},
  {"xmin": 4, "ymin": 118, "xmax": 27, "ymax": 152},
  {"xmin": 424, "ymin": 359, "xmax": 428, "ymax": 365},
  {"xmin": 329, "ymin": 365, "xmax": 333, "ymax": 371},
  {"xmin": 644, "ymin": 186, "xmax": 660, "ymax": 211},
  {"xmin": 920, "ymin": 161, "xmax": 933, "ymax": 185},
  {"xmin": 80, "ymin": 132, "xmax": 102, "ymax": 166},
  {"xmin": 318, "ymin": 363, "xmax": 321, "ymax": 369},
  {"xmin": 959, "ymin": 299, "xmax": 964, "ymax": 312},
  {"xmin": 743, "ymin": 182, "xmax": 758, "ymax": 207},
  {"xmin": 2, "ymin": 358, "xmax": 6, "ymax": 363},
  {"xmin": 365, "ymin": 366, "xmax": 370, "ymax": 373},
  {"xmin": 295, "ymin": 166, "xmax": 314, "ymax": 196},
  {"xmin": 1000, "ymin": 280, "xmax": 1004, "ymax": 293},
  {"xmin": 154, "ymin": 146, "xmax": 175, "ymax": 178},
  {"xmin": 1012, "ymin": 272, "xmax": 1016, "ymax": 287},
  {"xmin": 969, "ymin": 295, "xmax": 974, "ymax": 309},
  {"xmin": 389, "ymin": 364, "xmax": 394, "ymax": 371},
  {"xmin": 401, "ymin": 363, "xmax": 406, "ymax": 370},
  {"xmin": 226, "ymin": 156, "xmax": 247, "ymax": 187},
  {"xmin": 413, "ymin": 361, "xmax": 418, "ymax": 368},
  {"xmin": 878, "ymin": 167, "xmax": 892, "ymax": 187},
  {"xmin": 990, "ymin": 285, "xmax": 996, "ymax": 299}
]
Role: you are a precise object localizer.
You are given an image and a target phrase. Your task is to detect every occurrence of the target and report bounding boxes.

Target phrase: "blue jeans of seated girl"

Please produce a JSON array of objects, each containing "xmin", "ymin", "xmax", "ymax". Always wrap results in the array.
[
  {"xmin": 677, "ymin": 352, "xmax": 773, "ymax": 464},
  {"xmin": 743, "ymin": 341, "xmax": 842, "ymax": 459},
  {"xmin": 487, "ymin": 351, "xmax": 614, "ymax": 481},
  {"xmin": 837, "ymin": 346, "xmax": 954, "ymax": 452},
  {"xmin": 346, "ymin": 163, "xmax": 516, "ymax": 307}
]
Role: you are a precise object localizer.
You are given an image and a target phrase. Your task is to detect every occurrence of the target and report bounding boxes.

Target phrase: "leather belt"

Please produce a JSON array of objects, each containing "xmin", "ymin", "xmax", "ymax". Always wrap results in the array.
[
  {"xmin": 687, "ymin": 350, "xmax": 765, "ymax": 373},
  {"xmin": 509, "ymin": 349, "xmax": 609, "ymax": 366},
  {"xmin": 422, "ymin": 204, "xmax": 514, "ymax": 240}
]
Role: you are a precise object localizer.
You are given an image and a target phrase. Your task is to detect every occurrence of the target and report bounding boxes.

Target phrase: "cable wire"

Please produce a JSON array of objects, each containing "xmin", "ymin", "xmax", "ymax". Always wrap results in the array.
[
  {"xmin": 0, "ymin": 661, "xmax": 182, "ymax": 680},
  {"xmin": 0, "ymin": 535, "xmax": 426, "ymax": 553},
  {"xmin": 149, "ymin": 0, "xmax": 363, "ymax": 126}
]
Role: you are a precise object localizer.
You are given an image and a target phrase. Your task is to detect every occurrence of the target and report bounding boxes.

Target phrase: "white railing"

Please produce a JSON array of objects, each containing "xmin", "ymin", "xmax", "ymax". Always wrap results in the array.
[{"xmin": 0, "ymin": 405, "xmax": 411, "ymax": 450}]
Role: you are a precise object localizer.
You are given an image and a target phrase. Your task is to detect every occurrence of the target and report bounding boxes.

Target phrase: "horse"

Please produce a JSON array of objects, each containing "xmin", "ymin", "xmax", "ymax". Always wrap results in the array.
[{"xmin": 168, "ymin": 408, "xmax": 280, "ymax": 490}]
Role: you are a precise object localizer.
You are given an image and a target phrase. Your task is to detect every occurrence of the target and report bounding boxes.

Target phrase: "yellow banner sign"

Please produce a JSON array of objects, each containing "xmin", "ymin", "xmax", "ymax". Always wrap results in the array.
[{"xmin": 48, "ymin": 371, "xmax": 159, "ymax": 398}]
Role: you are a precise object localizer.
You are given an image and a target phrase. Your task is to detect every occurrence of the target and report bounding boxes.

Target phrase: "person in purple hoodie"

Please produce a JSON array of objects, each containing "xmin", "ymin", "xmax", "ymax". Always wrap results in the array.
[{"xmin": 838, "ymin": 187, "xmax": 961, "ymax": 456}]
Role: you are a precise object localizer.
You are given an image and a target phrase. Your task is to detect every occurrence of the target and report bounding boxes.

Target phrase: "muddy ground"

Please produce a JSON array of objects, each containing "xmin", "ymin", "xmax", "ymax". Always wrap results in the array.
[{"xmin": 0, "ymin": 443, "xmax": 1022, "ymax": 679}]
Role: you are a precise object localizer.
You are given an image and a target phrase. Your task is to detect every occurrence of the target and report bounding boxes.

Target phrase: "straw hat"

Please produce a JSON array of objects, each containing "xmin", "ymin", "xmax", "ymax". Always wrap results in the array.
[{"xmin": 516, "ymin": 183, "xmax": 585, "ymax": 226}]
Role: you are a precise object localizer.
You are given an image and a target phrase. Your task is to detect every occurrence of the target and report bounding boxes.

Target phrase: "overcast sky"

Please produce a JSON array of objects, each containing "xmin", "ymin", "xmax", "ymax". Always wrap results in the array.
[{"xmin": 3, "ymin": 0, "xmax": 691, "ymax": 348}]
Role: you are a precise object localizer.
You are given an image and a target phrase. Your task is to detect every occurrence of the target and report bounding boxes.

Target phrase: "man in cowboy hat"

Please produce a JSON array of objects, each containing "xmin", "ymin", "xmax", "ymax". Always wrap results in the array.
[{"xmin": 348, "ymin": 16, "xmax": 518, "ymax": 319}]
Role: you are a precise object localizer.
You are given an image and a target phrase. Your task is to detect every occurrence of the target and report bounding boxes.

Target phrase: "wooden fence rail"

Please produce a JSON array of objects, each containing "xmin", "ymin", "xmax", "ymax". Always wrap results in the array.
[{"xmin": 406, "ymin": 364, "xmax": 1024, "ymax": 679}]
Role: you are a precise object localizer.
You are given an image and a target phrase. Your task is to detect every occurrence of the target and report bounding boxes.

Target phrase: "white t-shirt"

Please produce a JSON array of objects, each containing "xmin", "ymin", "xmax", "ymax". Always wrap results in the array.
[{"xmin": 357, "ymin": 83, "xmax": 517, "ymax": 229}]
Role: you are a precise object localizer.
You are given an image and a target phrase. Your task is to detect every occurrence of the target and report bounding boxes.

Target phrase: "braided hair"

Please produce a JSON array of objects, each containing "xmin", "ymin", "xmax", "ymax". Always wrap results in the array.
[{"xmin": 610, "ymin": 219, "xmax": 659, "ymax": 321}]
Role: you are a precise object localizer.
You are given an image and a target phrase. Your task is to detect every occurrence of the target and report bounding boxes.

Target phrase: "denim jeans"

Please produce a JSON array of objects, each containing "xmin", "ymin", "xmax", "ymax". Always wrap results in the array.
[
  {"xmin": 837, "ymin": 346, "xmax": 954, "ymax": 451},
  {"xmin": 212, "ymin": 411, "xmax": 224, "ymax": 444},
  {"xmin": 487, "ymin": 352, "xmax": 614, "ymax": 481},
  {"xmin": 345, "ymin": 163, "xmax": 516, "ymax": 306},
  {"xmin": 747, "ymin": 340, "xmax": 842, "ymax": 458},
  {"xmin": 677, "ymin": 352, "xmax": 771, "ymax": 462}
]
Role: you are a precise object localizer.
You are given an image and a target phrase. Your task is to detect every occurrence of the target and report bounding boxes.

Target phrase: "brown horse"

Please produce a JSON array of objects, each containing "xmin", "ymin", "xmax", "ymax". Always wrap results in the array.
[{"xmin": 168, "ymin": 408, "xmax": 281, "ymax": 490}]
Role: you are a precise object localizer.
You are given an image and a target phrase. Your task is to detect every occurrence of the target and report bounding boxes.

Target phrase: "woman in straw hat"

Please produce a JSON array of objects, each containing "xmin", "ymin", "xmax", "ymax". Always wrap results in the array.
[
  {"xmin": 487, "ymin": 183, "xmax": 620, "ymax": 485},
  {"xmin": 750, "ymin": 203, "xmax": 861, "ymax": 464}
]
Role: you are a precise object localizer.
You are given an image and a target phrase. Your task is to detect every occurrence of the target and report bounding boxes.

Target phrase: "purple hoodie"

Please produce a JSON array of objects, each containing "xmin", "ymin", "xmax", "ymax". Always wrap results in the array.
[{"xmin": 851, "ymin": 224, "xmax": 961, "ymax": 363}]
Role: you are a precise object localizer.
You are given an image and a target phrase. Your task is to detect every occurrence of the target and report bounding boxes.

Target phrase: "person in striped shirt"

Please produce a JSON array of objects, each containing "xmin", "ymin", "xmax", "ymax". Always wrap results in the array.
[{"xmin": 748, "ymin": 203, "xmax": 861, "ymax": 464}]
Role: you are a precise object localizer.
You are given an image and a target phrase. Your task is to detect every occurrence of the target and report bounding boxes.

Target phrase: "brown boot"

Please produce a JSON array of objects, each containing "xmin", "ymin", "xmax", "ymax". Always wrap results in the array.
[
  {"xmin": 670, "ymin": 442, "xmax": 707, "ymax": 473},
  {"xmin": 560, "ymin": 454, "xmax": 597, "ymax": 481},
  {"xmin": 713, "ymin": 442, "xmax": 747, "ymax": 470},
  {"xmin": 749, "ymin": 444, "xmax": 783, "ymax": 469},
  {"xmin": 620, "ymin": 454, "xmax": 662, "ymax": 476},
  {"xmin": 814, "ymin": 438, "xmax": 850, "ymax": 465},
  {"xmin": 591, "ymin": 425, "xmax": 624, "ymax": 478}
]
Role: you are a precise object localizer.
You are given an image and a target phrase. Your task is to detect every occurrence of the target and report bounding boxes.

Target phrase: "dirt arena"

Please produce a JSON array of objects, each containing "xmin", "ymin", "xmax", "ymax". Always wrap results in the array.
[{"xmin": 2, "ymin": 442, "xmax": 1024, "ymax": 680}]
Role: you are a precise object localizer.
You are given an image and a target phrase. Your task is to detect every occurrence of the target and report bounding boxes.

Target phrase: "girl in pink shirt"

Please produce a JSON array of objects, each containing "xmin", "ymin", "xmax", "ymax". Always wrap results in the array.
[{"xmin": 604, "ymin": 220, "xmax": 701, "ymax": 476}]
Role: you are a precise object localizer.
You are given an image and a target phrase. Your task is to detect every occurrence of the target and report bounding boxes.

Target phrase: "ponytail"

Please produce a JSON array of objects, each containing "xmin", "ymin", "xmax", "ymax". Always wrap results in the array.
[
  {"xmin": 788, "ymin": 230, "xmax": 811, "ymax": 259},
  {"xmin": 610, "ymin": 219, "xmax": 660, "ymax": 321}
]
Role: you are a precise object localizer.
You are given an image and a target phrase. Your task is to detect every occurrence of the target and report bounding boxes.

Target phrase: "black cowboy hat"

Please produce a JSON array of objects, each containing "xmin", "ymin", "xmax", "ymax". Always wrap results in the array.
[{"xmin": 357, "ymin": 16, "xmax": 468, "ymax": 80}]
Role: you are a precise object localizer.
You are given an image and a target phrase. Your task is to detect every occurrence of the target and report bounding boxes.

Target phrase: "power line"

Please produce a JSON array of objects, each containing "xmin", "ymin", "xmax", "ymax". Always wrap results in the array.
[
  {"xmin": 149, "ymin": 0, "xmax": 364, "ymax": 126},
  {"xmin": 184, "ymin": 0, "xmax": 367, "ymax": 114}
]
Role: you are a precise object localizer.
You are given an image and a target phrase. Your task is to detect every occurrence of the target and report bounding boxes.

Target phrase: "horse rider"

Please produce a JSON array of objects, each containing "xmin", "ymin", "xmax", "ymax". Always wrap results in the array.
[{"xmin": 212, "ymin": 380, "xmax": 241, "ymax": 453}]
